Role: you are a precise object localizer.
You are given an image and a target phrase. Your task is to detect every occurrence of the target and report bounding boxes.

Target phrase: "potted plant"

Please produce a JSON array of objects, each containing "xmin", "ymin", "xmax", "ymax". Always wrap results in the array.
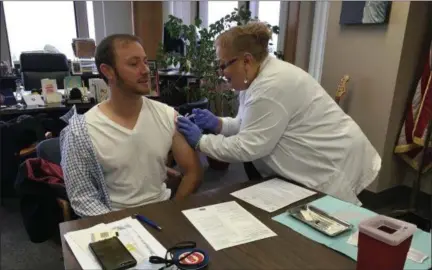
[
  {"xmin": 156, "ymin": 15, "xmax": 217, "ymax": 109},
  {"xmin": 157, "ymin": 6, "xmax": 282, "ymax": 170}
]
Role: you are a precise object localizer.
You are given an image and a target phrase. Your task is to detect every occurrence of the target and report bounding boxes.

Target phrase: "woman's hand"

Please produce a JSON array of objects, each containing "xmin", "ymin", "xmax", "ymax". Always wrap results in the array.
[
  {"xmin": 192, "ymin": 109, "xmax": 222, "ymax": 134},
  {"xmin": 176, "ymin": 116, "xmax": 203, "ymax": 149}
]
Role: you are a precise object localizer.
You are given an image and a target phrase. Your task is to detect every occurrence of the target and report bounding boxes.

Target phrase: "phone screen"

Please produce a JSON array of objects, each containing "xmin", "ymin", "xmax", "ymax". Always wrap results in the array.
[{"xmin": 89, "ymin": 237, "xmax": 137, "ymax": 270}]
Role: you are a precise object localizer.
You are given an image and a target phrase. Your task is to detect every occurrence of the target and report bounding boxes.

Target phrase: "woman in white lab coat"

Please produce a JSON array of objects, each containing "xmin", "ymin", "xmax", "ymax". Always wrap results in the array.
[{"xmin": 177, "ymin": 22, "xmax": 381, "ymax": 204}]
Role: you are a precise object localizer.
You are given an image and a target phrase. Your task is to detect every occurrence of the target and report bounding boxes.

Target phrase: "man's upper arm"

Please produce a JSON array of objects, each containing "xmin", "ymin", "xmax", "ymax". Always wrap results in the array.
[
  {"xmin": 171, "ymin": 129, "xmax": 202, "ymax": 174},
  {"xmin": 169, "ymin": 110, "xmax": 201, "ymax": 178}
]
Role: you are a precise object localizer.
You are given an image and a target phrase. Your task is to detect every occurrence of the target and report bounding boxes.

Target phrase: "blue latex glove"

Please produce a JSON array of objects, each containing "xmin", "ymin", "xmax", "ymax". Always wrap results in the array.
[
  {"xmin": 176, "ymin": 116, "xmax": 203, "ymax": 149},
  {"xmin": 192, "ymin": 108, "xmax": 220, "ymax": 133}
]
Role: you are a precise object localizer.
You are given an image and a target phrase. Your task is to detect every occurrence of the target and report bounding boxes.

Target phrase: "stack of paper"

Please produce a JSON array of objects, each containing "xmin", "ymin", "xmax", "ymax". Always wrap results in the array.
[
  {"xmin": 64, "ymin": 217, "xmax": 166, "ymax": 270},
  {"xmin": 231, "ymin": 178, "xmax": 317, "ymax": 212},
  {"xmin": 182, "ymin": 201, "xmax": 277, "ymax": 251}
]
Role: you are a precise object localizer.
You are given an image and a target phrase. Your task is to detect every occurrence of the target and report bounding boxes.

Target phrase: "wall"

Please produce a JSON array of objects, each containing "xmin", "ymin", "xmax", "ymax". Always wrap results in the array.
[
  {"xmin": 133, "ymin": 1, "xmax": 163, "ymax": 60},
  {"xmin": 0, "ymin": 2, "xmax": 11, "ymax": 63},
  {"xmin": 294, "ymin": 1, "xmax": 315, "ymax": 71},
  {"xmin": 93, "ymin": 1, "xmax": 105, "ymax": 44},
  {"xmin": 162, "ymin": 1, "xmax": 173, "ymax": 23},
  {"xmin": 308, "ymin": 1, "xmax": 330, "ymax": 82},
  {"xmin": 282, "ymin": 2, "xmax": 300, "ymax": 63},
  {"xmin": 93, "ymin": 1, "xmax": 134, "ymax": 44},
  {"xmin": 103, "ymin": 1, "xmax": 133, "ymax": 36},
  {"xmin": 321, "ymin": 2, "xmax": 431, "ymax": 193},
  {"xmin": 74, "ymin": 2, "xmax": 89, "ymax": 38}
]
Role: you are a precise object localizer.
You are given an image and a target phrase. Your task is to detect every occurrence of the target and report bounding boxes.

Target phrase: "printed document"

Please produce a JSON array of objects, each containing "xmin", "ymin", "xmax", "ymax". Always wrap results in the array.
[
  {"xmin": 64, "ymin": 217, "xmax": 166, "ymax": 269},
  {"xmin": 231, "ymin": 178, "xmax": 316, "ymax": 212},
  {"xmin": 182, "ymin": 201, "xmax": 277, "ymax": 251}
]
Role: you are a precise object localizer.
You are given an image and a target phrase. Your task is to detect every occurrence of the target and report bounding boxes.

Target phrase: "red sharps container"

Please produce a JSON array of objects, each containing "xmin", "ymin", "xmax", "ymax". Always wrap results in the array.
[{"xmin": 356, "ymin": 215, "xmax": 417, "ymax": 270}]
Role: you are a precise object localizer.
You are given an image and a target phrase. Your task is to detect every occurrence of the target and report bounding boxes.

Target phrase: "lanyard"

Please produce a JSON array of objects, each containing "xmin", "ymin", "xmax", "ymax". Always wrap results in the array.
[{"xmin": 149, "ymin": 241, "xmax": 210, "ymax": 270}]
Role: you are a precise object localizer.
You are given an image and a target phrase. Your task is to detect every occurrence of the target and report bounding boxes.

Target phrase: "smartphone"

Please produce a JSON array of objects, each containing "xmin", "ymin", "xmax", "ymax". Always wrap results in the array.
[{"xmin": 89, "ymin": 237, "xmax": 137, "ymax": 270}]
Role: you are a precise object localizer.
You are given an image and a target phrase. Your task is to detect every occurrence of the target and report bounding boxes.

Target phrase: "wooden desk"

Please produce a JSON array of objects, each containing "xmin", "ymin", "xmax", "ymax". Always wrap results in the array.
[
  {"xmin": 0, "ymin": 103, "xmax": 94, "ymax": 123},
  {"xmin": 0, "ymin": 103, "xmax": 93, "ymax": 115},
  {"xmin": 60, "ymin": 182, "xmax": 356, "ymax": 270},
  {"xmin": 0, "ymin": 96, "xmax": 161, "ymax": 120}
]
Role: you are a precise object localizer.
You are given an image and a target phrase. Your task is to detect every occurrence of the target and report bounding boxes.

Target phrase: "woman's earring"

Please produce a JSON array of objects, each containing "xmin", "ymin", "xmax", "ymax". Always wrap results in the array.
[{"xmin": 244, "ymin": 78, "xmax": 248, "ymax": 84}]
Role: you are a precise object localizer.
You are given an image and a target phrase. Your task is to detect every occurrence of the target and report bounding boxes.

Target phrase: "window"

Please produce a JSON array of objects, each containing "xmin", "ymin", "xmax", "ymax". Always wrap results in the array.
[
  {"xmin": 86, "ymin": 1, "xmax": 96, "ymax": 41},
  {"xmin": 3, "ymin": 1, "xmax": 77, "ymax": 62},
  {"xmin": 208, "ymin": 1, "xmax": 238, "ymax": 27},
  {"xmin": 258, "ymin": 1, "xmax": 281, "ymax": 54}
]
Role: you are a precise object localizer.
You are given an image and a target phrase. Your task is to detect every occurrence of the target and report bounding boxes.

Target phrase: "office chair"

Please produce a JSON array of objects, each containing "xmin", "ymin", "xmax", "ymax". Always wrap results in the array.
[
  {"xmin": 20, "ymin": 52, "xmax": 70, "ymax": 90},
  {"xmin": 177, "ymin": 97, "xmax": 209, "ymax": 116}
]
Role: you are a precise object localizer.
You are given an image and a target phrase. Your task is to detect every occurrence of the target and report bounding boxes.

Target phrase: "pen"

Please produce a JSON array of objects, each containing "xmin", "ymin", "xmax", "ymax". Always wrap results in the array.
[{"xmin": 133, "ymin": 214, "xmax": 162, "ymax": 231}]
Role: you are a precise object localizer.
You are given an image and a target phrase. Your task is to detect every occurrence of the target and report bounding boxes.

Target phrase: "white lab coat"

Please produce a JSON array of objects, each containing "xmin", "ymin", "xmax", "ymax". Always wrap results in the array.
[{"xmin": 199, "ymin": 56, "xmax": 382, "ymax": 205}]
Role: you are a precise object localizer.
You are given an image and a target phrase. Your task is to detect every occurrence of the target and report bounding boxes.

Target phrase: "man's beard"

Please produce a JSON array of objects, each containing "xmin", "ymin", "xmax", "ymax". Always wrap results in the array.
[{"xmin": 114, "ymin": 68, "xmax": 149, "ymax": 96}]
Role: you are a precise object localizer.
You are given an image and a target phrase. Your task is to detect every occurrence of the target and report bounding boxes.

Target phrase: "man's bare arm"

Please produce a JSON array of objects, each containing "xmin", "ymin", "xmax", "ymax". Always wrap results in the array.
[{"xmin": 171, "ymin": 130, "xmax": 203, "ymax": 199}]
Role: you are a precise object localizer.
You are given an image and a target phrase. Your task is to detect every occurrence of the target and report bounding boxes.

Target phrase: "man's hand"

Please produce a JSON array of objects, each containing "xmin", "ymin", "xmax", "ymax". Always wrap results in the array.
[
  {"xmin": 170, "ymin": 130, "xmax": 203, "ymax": 200},
  {"xmin": 176, "ymin": 116, "xmax": 203, "ymax": 149}
]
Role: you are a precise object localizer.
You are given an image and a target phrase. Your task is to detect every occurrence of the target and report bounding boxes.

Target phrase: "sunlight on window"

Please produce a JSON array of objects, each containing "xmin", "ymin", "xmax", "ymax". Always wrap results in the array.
[
  {"xmin": 258, "ymin": 1, "xmax": 281, "ymax": 54},
  {"xmin": 87, "ymin": 1, "xmax": 96, "ymax": 41},
  {"xmin": 208, "ymin": 1, "xmax": 238, "ymax": 27},
  {"xmin": 4, "ymin": 1, "xmax": 77, "ymax": 61}
]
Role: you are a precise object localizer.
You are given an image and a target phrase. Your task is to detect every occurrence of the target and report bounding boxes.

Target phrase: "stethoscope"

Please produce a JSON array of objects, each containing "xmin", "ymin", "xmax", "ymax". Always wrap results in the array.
[{"xmin": 149, "ymin": 241, "xmax": 209, "ymax": 270}]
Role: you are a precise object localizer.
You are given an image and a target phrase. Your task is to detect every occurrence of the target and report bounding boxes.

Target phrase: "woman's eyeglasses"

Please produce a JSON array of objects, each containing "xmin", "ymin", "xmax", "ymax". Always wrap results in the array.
[
  {"xmin": 149, "ymin": 241, "xmax": 209, "ymax": 270},
  {"xmin": 215, "ymin": 58, "xmax": 238, "ymax": 73}
]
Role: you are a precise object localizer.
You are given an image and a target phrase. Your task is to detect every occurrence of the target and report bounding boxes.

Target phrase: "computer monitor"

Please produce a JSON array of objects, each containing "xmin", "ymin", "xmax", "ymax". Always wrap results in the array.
[
  {"xmin": 163, "ymin": 26, "xmax": 185, "ymax": 56},
  {"xmin": 0, "ymin": 88, "xmax": 17, "ymax": 106}
]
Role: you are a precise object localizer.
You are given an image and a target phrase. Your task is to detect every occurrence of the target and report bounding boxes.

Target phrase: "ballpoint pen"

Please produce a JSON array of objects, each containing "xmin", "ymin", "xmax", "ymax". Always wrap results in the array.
[{"xmin": 133, "ymin": 214, "xmax": 162, "ymax": 231}]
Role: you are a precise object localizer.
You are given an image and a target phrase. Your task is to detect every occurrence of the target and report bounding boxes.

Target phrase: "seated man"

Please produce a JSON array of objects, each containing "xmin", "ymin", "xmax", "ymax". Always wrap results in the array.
[{"xmin": 60, "ymin": 34, "xmax": 203, "ymax": 217}]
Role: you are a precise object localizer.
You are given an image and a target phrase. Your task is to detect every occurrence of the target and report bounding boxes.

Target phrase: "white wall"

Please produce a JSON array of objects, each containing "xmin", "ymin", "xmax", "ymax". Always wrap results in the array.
[
  {"xmin": 103, "ymin": 1, "xmax": 133, "ymax": 36},
  {"xmin": 172, "ymin": 1, "xmax": 196, "ymax": 25},
  {"xmin": 74, "ymin": 1, "xmax": 89, "ymax": 38},
  {"xmin": 163, "ymin": 1, "xmax": 174, "ymax": 23},
  {"xmin": 93, "ymin": 1, "xmax": 105, "ymax": 44},
  {"xmin": 92, "ymin": 1, "xmax": 133, "ymax": 44}
]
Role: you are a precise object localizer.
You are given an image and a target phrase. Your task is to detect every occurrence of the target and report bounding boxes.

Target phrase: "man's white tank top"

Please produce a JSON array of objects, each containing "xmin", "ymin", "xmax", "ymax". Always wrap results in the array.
[{"xmin": 85, "ymin": 97, "xmax": 175, "ymax": 210}]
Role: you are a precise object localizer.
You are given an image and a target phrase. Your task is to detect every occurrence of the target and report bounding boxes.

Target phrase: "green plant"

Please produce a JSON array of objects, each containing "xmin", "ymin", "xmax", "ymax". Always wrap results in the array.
[{"xmin": 156, "ymin": 6, "xmax": 282, "ymax": 116}]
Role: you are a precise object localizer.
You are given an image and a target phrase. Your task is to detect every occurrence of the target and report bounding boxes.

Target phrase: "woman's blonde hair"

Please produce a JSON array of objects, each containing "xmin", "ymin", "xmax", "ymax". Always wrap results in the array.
[{"xmin": 215, "ymin": 22, "xmax": 272, "ymax": 62}]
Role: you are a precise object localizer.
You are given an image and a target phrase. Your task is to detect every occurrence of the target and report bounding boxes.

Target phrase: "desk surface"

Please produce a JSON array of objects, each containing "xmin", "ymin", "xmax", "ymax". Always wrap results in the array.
[
  {"xmin": 0, "ymin": 103, "xmax": 94, "ymax": 116},
  {"xmin": 0, "ymin": 95, "xmax": 160, "ymax": 117},
  {"xmin": 60, "ymin": 182, "xmax": 355, "ymax": 270}
]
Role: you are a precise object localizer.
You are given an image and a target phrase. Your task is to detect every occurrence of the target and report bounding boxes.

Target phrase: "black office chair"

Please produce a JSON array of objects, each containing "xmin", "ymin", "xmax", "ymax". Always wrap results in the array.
[
  {"xmin": 177, "ymin": 97, "xmax": 209, "ymax": 116},
  {"xmin": 36, "ymin": 138, "xmax": 61, "ymax": 165},
  {"xmin": 20, "ymin": 52, "xmax": 70, "ymax": 90}
]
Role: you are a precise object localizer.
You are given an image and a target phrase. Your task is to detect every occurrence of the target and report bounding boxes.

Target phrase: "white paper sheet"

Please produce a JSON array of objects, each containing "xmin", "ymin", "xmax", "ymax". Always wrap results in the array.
[
  {"xmin": 64, "ymin": 217, "xmax": 167, "ymax": 270},
  {"xmin": 230, "ymin": 178, "xmax": 317, "ymax": 212},
  {"xmin": 182, "ymin": 201, "xmax": 277, "ymax": 251}
]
